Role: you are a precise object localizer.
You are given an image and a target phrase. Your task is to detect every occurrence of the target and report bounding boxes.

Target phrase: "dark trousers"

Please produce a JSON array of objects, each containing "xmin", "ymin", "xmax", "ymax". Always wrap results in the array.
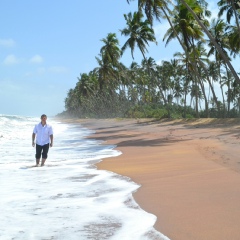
[{"xmin": 36, "ymin": 144, "xmax": 49, "ymax": 159}]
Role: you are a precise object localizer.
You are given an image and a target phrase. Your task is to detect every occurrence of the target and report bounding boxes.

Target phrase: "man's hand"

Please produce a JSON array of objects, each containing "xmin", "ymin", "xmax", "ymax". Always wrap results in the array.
[
  {"xmin": 32, "ymin": 133, "xmax": 36, "ymax": 147},
  {"xmin": 50, "ymin": 143, "xmax": 53, "ymax": 147}
]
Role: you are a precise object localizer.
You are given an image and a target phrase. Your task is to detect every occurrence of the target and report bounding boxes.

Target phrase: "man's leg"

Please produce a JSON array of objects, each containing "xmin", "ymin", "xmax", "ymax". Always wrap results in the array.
[
  {"xmin": 41, "ymin": 144, "xmax": 49, "ymax": 166},
  {"xmin": 35, "ymin": 144, "xmax": 42, "ymax": 166}
]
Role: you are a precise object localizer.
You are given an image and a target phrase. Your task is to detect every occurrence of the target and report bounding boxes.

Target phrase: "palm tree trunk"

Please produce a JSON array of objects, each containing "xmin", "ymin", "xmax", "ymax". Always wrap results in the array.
[
  {"xmin": 198, "ymin": 61, "xmax": 220, "ymax": 114},
  {"xmin": 198, "ymin": 78, "xmax": 209, "ymax": 117},
  {"xmin": 184, "ymin": 90, "xmax": 187, "ymax": 118},
  {"xmin": 157, "ymin": 83, "xmax": 171, "ymax": 118},
  {"xmin": 219, "ymin": 72, "xmax": 226, "ymax": 118},
  {"xmin": 193, "ymin": 77, "xmax": 199, "ymax": 118},
  {"xmin": 224, "ymin": 63, "xmax": 231, "ymax": 117}
]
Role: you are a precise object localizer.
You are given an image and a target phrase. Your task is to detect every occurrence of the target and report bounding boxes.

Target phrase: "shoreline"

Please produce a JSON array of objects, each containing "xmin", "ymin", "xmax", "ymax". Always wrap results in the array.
[{"xmin": 60, "ymin": 118, "xmax": 240, "ymax": 240}]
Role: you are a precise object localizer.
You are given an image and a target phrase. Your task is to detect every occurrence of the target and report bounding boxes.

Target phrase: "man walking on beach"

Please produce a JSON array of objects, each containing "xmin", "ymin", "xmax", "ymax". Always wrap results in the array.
[{"xmin": 32, "ymin": 114, "xmax": 53, "ymax": 166}]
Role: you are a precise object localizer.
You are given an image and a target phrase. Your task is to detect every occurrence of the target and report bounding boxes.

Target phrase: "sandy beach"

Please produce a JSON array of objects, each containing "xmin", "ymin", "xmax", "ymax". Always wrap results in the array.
[{"xmin": 63, "ymin": 118, "xmax": 240, "ymax": 240}]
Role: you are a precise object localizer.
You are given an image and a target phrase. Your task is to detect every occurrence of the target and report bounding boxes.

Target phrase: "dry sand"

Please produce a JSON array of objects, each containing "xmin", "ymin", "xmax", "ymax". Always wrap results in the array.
[{"xmin": 62, "ymin": 118, "xmax": 240, "ymax": 240}]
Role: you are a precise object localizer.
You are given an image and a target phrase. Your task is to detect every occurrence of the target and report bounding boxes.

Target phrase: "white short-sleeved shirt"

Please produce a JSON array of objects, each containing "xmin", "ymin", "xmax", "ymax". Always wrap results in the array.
[{"xmin": 33, "ymin": 123, "xmax": 53, "ymax": 146}]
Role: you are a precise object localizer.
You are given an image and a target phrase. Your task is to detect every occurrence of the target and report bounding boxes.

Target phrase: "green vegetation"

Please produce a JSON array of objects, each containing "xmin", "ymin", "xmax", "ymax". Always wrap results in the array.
[{"xmin": 61, "ymin": 0, "xmax": 240, "ymax": 119}]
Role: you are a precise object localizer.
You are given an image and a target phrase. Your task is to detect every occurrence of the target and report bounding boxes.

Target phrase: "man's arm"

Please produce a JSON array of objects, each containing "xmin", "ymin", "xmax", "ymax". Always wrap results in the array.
[
  {"xmin": 32, "ymin": 133, "xmax": 36, "ymax": 147},
  {"xmin": 50, "ymin": 134, "xmax": 53, "ymax": 147}
]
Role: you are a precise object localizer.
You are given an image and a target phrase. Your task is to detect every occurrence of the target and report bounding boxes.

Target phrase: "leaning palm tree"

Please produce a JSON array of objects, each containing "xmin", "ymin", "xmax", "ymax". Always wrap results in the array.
[
  {"xmin": 225, "ymin": 25, "xmax": 240, "ymax": 56},
  {"xmin": 207, "ymin": 18, "xmax": 229, "ymax": 61},
  {"xmin": 163, "ymin": 0, "xmax": 206, "ymax": 51},
  {"xmin": 218, "ymin": 0, "xmax": 240, "ymax": 64},
  {"xmin": 218, "ymin": 0, "xmax": 240, "ymax": 37},
  {"xmin": 126, "ymin": 0, "xmax": 240, "ymax": 82},
  {"xmin": 179, "ymin": 0, "xmax": 240, "ymax": 84},
  {"xmin": 207, "ymin": 18, "xmax": 230, "ymax": 115},
  {"xmin": 164, "ymin": 0, "xmax": 209, "ymax": 116},
  {"xmin": 120, "ymin": 11, "xmax": 157, "ymax": 60}
]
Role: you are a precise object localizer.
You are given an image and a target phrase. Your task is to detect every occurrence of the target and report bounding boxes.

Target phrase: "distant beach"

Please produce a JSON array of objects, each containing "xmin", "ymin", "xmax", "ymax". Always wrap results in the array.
[{"xmin": 66, "ymin": 118, "xmax": 240, "ymax": 240}]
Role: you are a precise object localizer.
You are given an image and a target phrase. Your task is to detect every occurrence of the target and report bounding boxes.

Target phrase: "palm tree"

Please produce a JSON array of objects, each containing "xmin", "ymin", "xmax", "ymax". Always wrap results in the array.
[
  {"xmin": 120, "ymin": 11, "xmax": 157, "ymax": 110},
  {"xmin": 179, "ymin": 0, "xmax": 240, "ymax": 84},
  {"xmin": 218, "ymin": 0, "xmax": 240, "ymax": 37},
  {"xmin": 163, "ymin": 0, "xmax": 212, "ymax": 117},
  {"xmin": 95, "ymin": 33, "xmax": 122, "ymax": 90},
  {"xmin": 208, "ymin": 61, "xmax": 224, "ymax": 108},
  {"xmin": 76, "ymin": 73, "xmax": 94, "ymax": 98},
  {"xmin": 100, "ymin": 33, "xmax": 121, "ymax": 67},
  {"xmin": 95, "ymin": 53, "xmax": 116, "ymax": 91},
  {"xmin": 65, "ymin": 88, "xmax": 78, "ymax": 114},
  {"xmin": 127, "ymin": 0, "xmax": 196, "ymax": 63},
  {"xmin": 207, "ymin": 18, "xmax": 229, "ymax": 60},
  {"xmin": 155, "ymin": 64, "xmax": 171, "ymax": 116},
  {"xmin": 141, "ymin": 57, "xmax": 158, "ymax": 101},
  {"xmin": 219, "ymin": 0, "xmax": 240, "ymax": 59},
  {"xmin": 207, "ymin": 18, "xmax": 230, "ymax": 115},
  {"xmin": 128, "ymin": 61, "xmax": 141, "ymax": 103},
  {"xmin": 225, "ymin": 25, "xmax": 240, "ymax": 56},
  {"xmin": 120, "ymin": 11, "xmax": 157, "ymax": 60},
  {"xmin": 164, "ymin": 0, "xmax": 207, "ymax": 50},
  {"xmin": 137, "ymin": 0, "xmax": 172, "ymax": 26},
  {"xmin": 168, "ymin": 59, "xmax": 184, "ymax": 105},
  {"xmin": 126, "ymin": 0, "xmax": 215, "ymax": 110}
]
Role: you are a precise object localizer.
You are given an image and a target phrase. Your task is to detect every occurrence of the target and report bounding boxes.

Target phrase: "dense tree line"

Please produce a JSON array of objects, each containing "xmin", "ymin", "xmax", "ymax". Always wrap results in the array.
[{"xmin": 62, "ymin": 0, "xmax": 240, "ymax": 119}]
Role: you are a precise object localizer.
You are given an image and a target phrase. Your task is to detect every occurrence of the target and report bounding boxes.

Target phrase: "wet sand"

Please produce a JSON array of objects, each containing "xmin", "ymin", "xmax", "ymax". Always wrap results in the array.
[{"xmin": 63, "ymin": 118, "xmax": 240, "ymax": 240}]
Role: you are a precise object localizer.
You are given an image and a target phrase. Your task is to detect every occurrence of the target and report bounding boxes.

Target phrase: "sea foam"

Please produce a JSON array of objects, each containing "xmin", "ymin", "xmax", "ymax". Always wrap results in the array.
[{"xmin": 0, "ymin": 115, "xmax": 170, "ymax": 240}]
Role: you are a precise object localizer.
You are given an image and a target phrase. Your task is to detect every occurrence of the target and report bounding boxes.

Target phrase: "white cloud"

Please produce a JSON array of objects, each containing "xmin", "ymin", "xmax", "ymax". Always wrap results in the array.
[
  {"xmin": 30, "ymin": 55, "xmax": 43, "ymax": 64},
  {"xmin": 3, "ymin": 54, "xmax": 20, "ymax": 65},
  {"xmin": 0, "ymin": 38, "xmax": 16, "ymax": 47}
]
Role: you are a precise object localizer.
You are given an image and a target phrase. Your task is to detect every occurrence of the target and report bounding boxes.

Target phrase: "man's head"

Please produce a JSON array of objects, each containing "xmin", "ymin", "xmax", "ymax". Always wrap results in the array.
[{"xmin": 41, "ymin": 114, "xmax": 47, "ymax": 124}]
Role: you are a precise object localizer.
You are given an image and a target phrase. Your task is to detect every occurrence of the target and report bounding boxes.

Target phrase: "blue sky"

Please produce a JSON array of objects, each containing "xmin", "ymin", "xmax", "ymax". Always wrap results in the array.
[{"xmin": 0, "ymin": 1, "xmax": 239, "ymax": 117}]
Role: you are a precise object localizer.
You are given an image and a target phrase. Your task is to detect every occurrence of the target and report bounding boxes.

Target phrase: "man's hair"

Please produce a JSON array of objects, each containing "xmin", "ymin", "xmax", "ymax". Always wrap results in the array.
[{"xmin": 41, "ymin": 114, "xmax": 47, "ymax": 118}]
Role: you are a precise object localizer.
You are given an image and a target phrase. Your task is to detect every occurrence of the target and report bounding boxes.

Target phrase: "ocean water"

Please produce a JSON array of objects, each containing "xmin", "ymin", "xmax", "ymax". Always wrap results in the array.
[{"xmin": 0, "ymin": 114, "xmax": 170, "ymax": 240}]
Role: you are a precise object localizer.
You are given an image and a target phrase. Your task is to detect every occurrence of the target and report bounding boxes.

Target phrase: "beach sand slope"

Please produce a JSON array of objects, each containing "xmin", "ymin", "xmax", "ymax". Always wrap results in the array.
[{"xmin": 67, "ymin": 118, "xmax": 240, "ymax": 240}]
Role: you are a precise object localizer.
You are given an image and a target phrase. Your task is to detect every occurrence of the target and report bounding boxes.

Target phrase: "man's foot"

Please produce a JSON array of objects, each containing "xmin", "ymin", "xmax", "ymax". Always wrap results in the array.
[
  {"xmin": 36, "ymin": 159, "xmax": 40, "ymax": 166},
  {"xmin": 41, "ymin": 159, "xmax": 46, "ymax": 166},
  {"xmin": 35, "ymin": 164, "xmax": 40, "ymax": 167}
]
